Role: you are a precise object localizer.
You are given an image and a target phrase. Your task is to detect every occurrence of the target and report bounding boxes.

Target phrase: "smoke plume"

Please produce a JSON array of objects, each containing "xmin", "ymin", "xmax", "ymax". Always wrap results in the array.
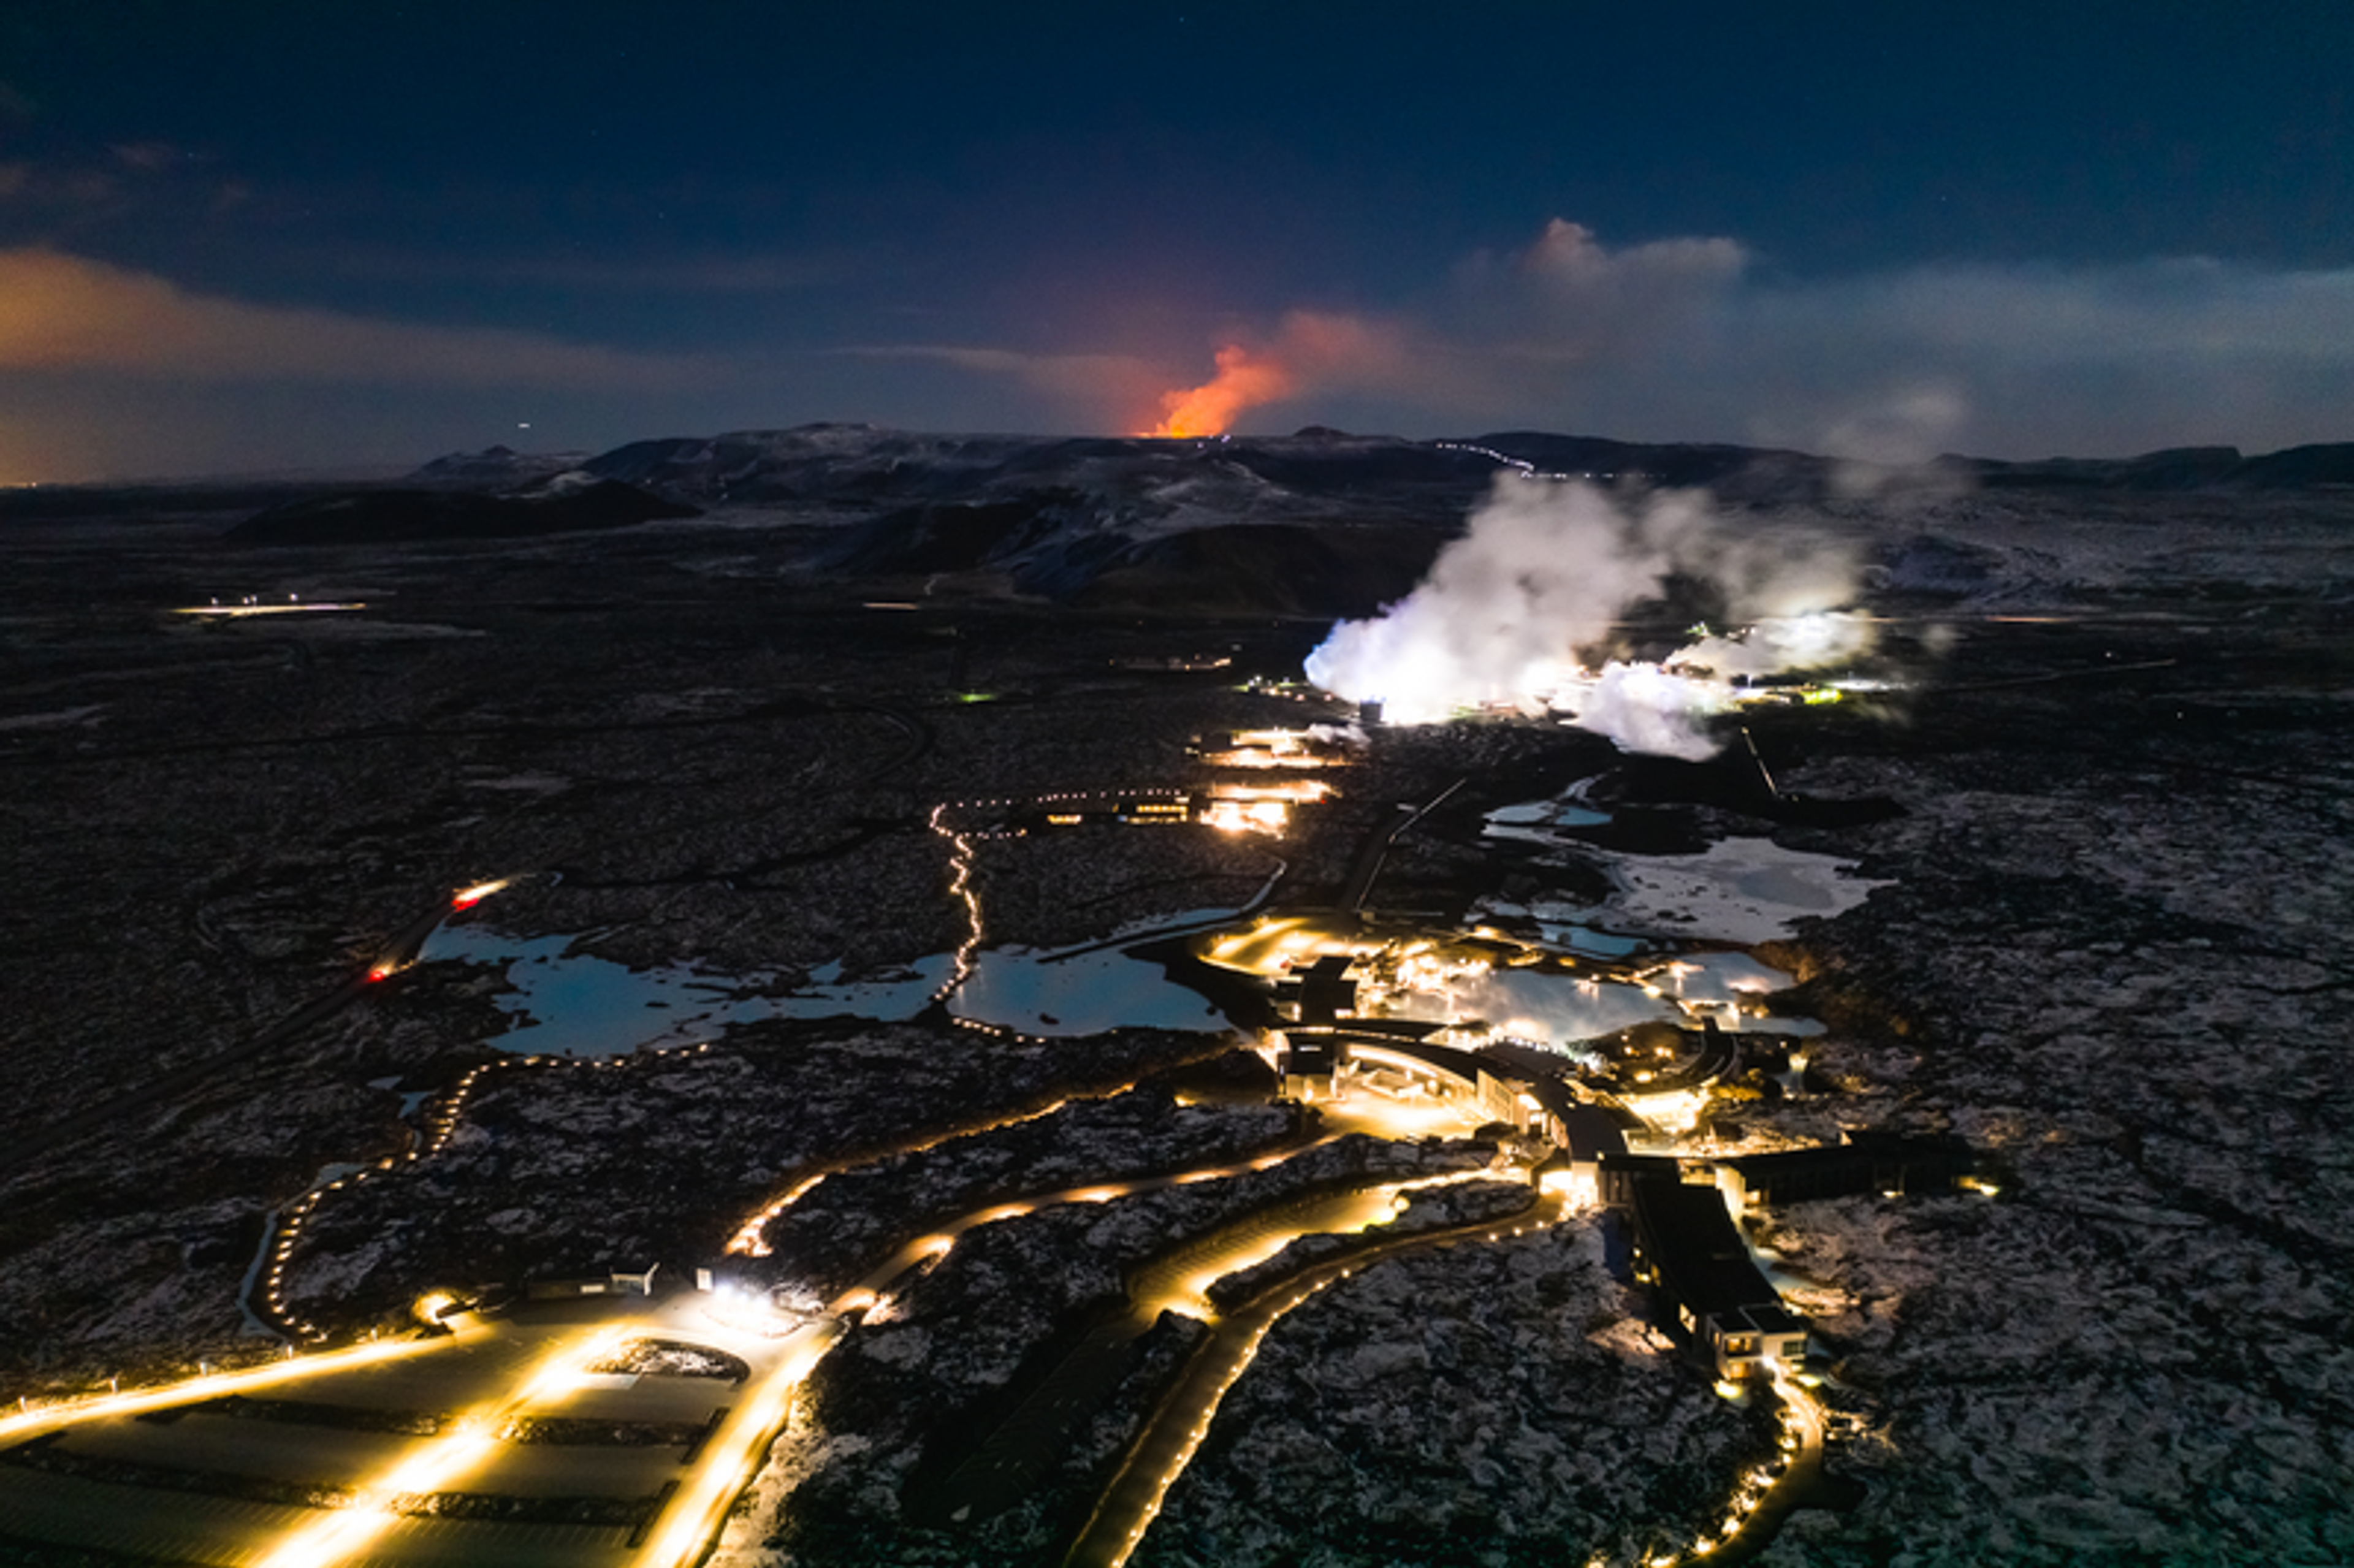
[
  {"xmin": 1148, "ymin": 343, "xmax": 1294, "ymax": 436},
  {"xmin": 1304, "ymin": 475, "xmax": 1868, "ymax": 757}
]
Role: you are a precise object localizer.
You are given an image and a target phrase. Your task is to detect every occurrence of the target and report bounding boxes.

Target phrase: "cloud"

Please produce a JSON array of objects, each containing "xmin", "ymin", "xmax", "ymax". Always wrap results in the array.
[
  {"xmin": 845, "ymin": 341, "xmax": 1167, "ymax": 411},
  {"xmin": 1070, "ymin": 220, "xmax": 2354, "ymax": 457},
  {"xmin": 108, "ymin": 141, "xmax": 186, "ymax": 173},
  {"xmin": 322, "ymin": 248, "xmax": 861, "ymax": 294},
  {"xmin": 0, "ymin": 248, "xmax": 720, "ymax": 389}
]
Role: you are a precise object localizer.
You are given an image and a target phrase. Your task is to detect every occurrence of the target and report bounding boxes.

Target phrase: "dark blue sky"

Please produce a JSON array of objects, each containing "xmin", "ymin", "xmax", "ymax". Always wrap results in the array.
[{"xmin": 3, "ymin": 2, "xmax": 2350, "ymax": 477}]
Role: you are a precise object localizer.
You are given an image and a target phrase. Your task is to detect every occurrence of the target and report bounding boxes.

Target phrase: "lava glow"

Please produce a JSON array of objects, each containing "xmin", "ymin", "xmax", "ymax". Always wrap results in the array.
[{"xmin": 1146, "ymin": 344, "xmax": 1293, "ymax": 437}]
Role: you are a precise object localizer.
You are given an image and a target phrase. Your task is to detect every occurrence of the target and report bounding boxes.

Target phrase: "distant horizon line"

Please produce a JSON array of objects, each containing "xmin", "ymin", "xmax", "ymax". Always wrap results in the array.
[{"xmin": 15, "ymin": 422, "xmax": 2349, "ymax": 492}]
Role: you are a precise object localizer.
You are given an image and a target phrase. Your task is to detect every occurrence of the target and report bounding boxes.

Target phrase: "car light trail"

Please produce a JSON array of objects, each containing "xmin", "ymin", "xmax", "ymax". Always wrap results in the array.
[
  {"xmin": 449, "ymin": 878, "xmax": 510, "ymax": 909},
  {"xmin": 173, "ymin": 598, "xmax": 368, "ymax": 618}
]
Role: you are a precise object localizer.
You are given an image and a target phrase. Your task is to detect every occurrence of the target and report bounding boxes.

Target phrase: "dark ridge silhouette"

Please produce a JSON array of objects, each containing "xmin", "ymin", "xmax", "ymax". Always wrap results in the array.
[
  {"xmin": 1069, "ymin": 522, "xmax": 1444, "ymax": 618},
  {"xmin": 819, "ymin": 489, "xmax": 1110, "ymax": 575},
  {"xmin": 2222, "ymin": 442, "xmax": 2354, "ymax": 489},
  {"xmin": 1968, "ymin": 446, "xmax": 2247, "ymax": 490},
  {"xmin": 226, "ymin": 481, "xmax": 698, "ymax": 545}
]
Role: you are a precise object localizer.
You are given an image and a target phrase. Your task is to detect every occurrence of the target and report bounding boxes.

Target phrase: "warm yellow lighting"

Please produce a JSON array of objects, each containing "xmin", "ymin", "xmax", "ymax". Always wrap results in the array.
[
  {"xmin": 1199, "ymin": 797, "xmax": 1289, "ymax": 835},
  {"xmin": 173, "ymin": 599, "xmax": 367, "ymax": 618},
  {"xmin": 257, "ymin": 1325, "xmax": 626, "ymax": 1568},
  {"xmin": 633, "ymin": 1320, "xmax": 845, "ymax": 1568},
  {"xmin": 726, "ymin": 1173, "xmax": 826, "ymax": 1257},
  {"xmin": 0, "ymin": 1334, "xmax": 455, "ymax": 1446},
  {"xmin": 449, "ymin": 878, "xmax": 509, "ymax": 909}
]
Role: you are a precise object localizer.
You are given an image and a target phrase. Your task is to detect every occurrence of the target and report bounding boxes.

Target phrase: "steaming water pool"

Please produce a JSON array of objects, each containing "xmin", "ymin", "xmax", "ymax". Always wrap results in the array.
[
  {"xmin": 1372, "ymin": 950, "xmax": 1818, "ymax": 1051},
  {"xmin": 1483, "ymin": 780, "xmax": 1613, "ymax": 848},
  {"xmin": 1589, "ymin": 835, "xmax": 1890, "ymax": 944}
]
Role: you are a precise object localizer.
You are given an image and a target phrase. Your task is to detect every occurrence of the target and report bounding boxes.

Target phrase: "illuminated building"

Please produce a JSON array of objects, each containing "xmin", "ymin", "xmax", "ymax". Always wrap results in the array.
[
  {"xmin": 524, "ymin": 1262, "xmax": 662, "ymax": 1301},
  {"xmin": 1622, "ymin": 1173, "xmax": 1808, "ymax": 1380},
  {"xmin": 1714, "ymin": 1132, "xmax": 1976, "ymax": 1212},
  {"xmin": 1281, "ymin": 953, "xmax": 1357, "ymax": 1026}
]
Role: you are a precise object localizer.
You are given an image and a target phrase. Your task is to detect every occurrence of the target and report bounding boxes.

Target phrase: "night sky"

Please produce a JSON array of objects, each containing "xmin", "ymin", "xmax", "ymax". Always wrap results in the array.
[{"xmin": 2, "ymin": 2, "xmax": 2349, "ymax": 479}]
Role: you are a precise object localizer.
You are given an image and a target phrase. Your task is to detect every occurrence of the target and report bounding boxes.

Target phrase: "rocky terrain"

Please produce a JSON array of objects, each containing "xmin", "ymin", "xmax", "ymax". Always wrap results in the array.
[
  {"xmin": 1136, "ymin": 1223, "xmax": 1777, "ymax": 1568},
  {"xmin": 276, "ymin": 1022, "xmax": 1241, "ymax": 1327},
  {"xmin": 4, "ymin": 424, "xmax": 2353, "ymax": 1563},
  {"xmin": 1731, "ymin": 609, "xmax": 2354, "ymax": 1566},
  {"xmin": 757, "ymin": 1136, "xmax": 1498, "ymax": 1567}
]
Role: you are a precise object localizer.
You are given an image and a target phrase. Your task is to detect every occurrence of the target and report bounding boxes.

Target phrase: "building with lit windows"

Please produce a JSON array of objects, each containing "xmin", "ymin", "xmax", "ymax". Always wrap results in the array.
[{"xmin": 1623, "ymin": 1173, "xmax": 1808, "ymax": 1379}]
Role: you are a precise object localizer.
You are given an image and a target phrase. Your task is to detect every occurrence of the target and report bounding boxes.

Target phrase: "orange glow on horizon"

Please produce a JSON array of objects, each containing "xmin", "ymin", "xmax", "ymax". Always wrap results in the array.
[{"xmin": 1145, "ymin": 344, "xmax": 1293, "ymax": 437}]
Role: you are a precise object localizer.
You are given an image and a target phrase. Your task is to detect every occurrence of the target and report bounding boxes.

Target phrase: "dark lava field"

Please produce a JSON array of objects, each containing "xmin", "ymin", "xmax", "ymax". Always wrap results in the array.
[{"xmin": 3, "ymin": 425, "xmax": 2351, "ymax": 1566}]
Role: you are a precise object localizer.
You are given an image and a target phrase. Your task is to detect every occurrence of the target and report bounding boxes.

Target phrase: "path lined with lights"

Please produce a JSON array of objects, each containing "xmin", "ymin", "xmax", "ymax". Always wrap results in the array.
[
  {"xmin": 687, "ymin": 1141, "xmax": 1358, "ymax": 1567},
  {"xmin": 0, "ymin": 1333, "xmax": 465, "ymax": 1447},
  {"xmin": 1683, "ymin": 1370, "xmax": 1824, "ymax": 1564},
  {"xmin": 200, "ymin": 759, "xmax": 1830, "ymax": 1565},
  {"xmin": 903, "ymin": 773, "xmax": 1835, "ymax": 1564},
  {"xmin": 922, "ymin": 784, "xmax": 1286, "ymax": 1041},
  {"xmin": 1065, "ymin": 1190, "xmax": 1571, "ymax": 1568},
  {"xmin": 926, "ymin": 1163, "xmax": 1478, "ymax": 1524},
  {"xmin": 251, "ymin": 1323, "xmax": 631, "ymax": 1568},
  {"xmin": 630, "ymin": 1318, "xmax": 846, "ymax": 1568}
]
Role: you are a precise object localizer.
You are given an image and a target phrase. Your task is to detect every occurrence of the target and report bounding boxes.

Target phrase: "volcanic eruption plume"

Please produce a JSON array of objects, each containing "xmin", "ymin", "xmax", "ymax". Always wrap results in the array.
[
  {"xmin": 1147, "ymin": 344, "xmax": 1294, "ymax": 437},
  {"xmin": 1304, "ymin": 474, "xmax": 1872, "ymax": 758}
]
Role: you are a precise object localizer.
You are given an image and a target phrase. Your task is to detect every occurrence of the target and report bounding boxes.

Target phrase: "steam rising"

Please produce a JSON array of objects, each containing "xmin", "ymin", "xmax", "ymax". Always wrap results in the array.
[{"xmin": 1305, "ymin": 476, "xmax": 1869, "ymax": 757}]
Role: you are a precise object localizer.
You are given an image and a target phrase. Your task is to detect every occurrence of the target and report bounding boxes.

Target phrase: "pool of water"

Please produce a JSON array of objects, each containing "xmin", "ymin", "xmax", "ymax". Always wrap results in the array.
[
  {"xmin": 419, "ymin": 924, "xmax": 956, "ymax": 1057},
  {"xmin": 421, "ymin": 909, "xmax": 1242, "ymax": 1056},
  {"xmin": 953, "ymin": 946, "xmax": 1229, "ymax": 1036},
  {"xmin": 1483, "ymin": 784, "xmax": 1613, "ymax": 848},
  {"xmin": 1452, "ymin": 968, "xmax": 1676, "ymax": 1045},
  {"xmin": 1591, "ymin": 835, "xmax": 1890, "ymax": 944}
]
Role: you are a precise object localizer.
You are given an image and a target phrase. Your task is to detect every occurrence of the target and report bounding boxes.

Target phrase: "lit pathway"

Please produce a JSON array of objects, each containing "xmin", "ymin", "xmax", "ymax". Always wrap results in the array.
[
  {"xmin": 0, "ymin": 1297, "xmax": 812, "ymax": 1568},
  {"xmin": 1682, "ymin": 1371, "xmax": 1826, "ymax": 1564},
  {"xmin": 685, "ymin": 1140, "xmax": 1365, "ymax": 1560},
  {"xmin": 1063, "ymin": 1189, "xmax": 1569, "ymax": 1568},
  {"xmin": 924, "ymin": 1171, "xmax": 1429, "ymax": 1525}
]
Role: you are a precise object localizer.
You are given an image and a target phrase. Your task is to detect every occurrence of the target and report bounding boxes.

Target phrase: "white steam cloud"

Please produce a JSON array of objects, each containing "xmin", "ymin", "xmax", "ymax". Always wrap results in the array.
[{"xmin": 1304, "ymin": 475, "xmax": 1869, "ymax": 758}]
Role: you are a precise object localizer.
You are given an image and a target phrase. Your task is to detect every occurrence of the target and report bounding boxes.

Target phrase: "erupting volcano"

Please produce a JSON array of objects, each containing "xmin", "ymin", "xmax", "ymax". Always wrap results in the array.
[{"xmin": 1146, "ymin": 344, "xmax": 1293, "ymax": 438}]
